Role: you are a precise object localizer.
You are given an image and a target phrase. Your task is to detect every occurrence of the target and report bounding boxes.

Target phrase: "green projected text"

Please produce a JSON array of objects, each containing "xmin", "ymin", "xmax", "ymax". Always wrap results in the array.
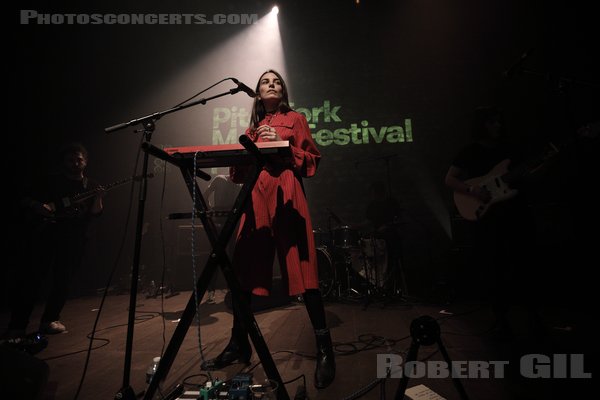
[{"xmin": 212, "ymin": 100, "xmax": 413, "ymax": 146}]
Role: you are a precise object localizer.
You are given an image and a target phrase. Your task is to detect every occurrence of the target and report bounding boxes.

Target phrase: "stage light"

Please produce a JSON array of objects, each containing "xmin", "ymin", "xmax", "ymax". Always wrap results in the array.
[
  {"xmin": 271, "ymin": 6, "xmax": 279, "ymax": 16},
  {"xmin": 127, "ymin": 5, "xmax": 288, "ymax": 157}
]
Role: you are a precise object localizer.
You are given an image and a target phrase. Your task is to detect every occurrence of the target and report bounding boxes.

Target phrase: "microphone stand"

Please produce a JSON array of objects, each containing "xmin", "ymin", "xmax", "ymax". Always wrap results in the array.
[{"xmin": 106, "ymin": 85, "xmax": 246, "ymax": 400}]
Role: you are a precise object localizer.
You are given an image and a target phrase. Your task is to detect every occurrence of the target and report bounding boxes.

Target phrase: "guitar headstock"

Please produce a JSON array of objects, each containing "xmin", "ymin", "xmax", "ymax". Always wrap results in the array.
[
  {"xmin": 577, "ymin": 121, "xmax": 600, "ymax": 139},
  {"xmin": 541, "ymin": 142, "xmax": 560, "ymax": 160}
]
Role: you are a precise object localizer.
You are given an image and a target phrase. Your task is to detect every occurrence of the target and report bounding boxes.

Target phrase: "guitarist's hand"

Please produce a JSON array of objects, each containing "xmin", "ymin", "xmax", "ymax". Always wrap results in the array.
[
  {"xmin": 90, "ymin": 186, "xmax": 105, "ymax": 215},
  {"xmin": 95, "ymin": 185, "xmax": 107, "ymax": 198},
  {"xmin": 31, "ymin": 201, "xmax": 55, "ymax": 218},
  {"xmin": 469, "ymin": 185, "xmax": 492, "ymax": 204}
]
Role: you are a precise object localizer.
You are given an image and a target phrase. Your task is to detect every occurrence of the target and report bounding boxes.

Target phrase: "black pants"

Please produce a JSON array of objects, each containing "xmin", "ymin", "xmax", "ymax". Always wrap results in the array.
[
  {"xmin": 468, "ymin": 203, "xmax": 536, "ymax": 316},
  {"xmin": 8, "ymin": 223, "xmax": 86, "ymax": 330}
]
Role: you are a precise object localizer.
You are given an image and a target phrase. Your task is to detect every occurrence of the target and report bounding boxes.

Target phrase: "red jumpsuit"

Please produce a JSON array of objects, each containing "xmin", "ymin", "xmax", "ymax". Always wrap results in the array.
[{"xmin": 231, "ymin": 111, "xmax": 321, "ymax": 296}]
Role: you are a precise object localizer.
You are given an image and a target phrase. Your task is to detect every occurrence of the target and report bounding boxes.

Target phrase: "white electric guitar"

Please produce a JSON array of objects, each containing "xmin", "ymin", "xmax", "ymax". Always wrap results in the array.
[
  {"xmin": 455, "ymin": 122, "xmax": 599, "ymax": 221},
  {"xmin": 454, "ymin": 144, "xmax": 559, "ymax": 221}
]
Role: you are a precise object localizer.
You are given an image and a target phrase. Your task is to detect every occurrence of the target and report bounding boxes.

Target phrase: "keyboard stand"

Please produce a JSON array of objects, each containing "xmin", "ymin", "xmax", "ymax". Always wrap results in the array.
[{"xmin": 141, "ymin": 136, "xmax": 290, "ymax": 400}]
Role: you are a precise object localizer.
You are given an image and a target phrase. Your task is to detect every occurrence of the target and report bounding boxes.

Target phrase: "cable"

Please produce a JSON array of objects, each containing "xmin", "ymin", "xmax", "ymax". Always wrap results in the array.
[
  {"xmin": 40, "ymin": 337, "xmax": 110, "ymax": 361},
  {"xmin": 72, "ymin": 136, "xmax": 144, "ymax": 400},
  {"xmin": 286, "ymin": 374, "xmax": 306, "ymax": 400},
  {"xmin": 282, "ymin": 373, "xmax": 306, "ymax": 386},
  {"xmin": 158, "ymin": 161, "xmax": 168, "ymax": 357},
  {"xmin": 190, "ymin": 151, "xmax": 213, "ymax": 383},
  {"xmin": 44, "ymin": 311, "xmax": 161, "ymax": 362},
  {"xmin": 342, "ymin": 377, "xmax": 386, "ymax": 400},
  {"xmin": 182, "ymin": 373, "xmax": 210, "ymax": 389},
  {"xmin": 333, "ymin": 333, "xmax": 408, "ymax": 357}
]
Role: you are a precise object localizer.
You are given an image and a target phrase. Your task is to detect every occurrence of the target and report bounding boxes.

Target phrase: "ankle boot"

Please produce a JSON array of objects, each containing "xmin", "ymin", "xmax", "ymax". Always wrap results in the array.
[
  {"xmin": 314, "ymin": 328, "xmax": 335, "ymax": 389},
  {"xmin": 201, "ymin": 328, "xmax": 252, "ymax": 370}
]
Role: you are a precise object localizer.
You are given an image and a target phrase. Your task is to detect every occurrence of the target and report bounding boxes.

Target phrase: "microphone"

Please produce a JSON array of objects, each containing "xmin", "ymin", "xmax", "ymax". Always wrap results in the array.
[
  {"xmin": 503, "ymin": 48, "xmax": 534, "ymax": 78},
  {"xmin": 231, "ymin": 78, "xmax": 257, "ymax": 98}
]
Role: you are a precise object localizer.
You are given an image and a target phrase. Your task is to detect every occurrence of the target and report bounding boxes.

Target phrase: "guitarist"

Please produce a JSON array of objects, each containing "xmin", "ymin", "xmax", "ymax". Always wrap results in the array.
[
  {"xmin": 444, "ymin": 106, "xmax": 539, "ymax": 340},
  {"xmin": 4, "ymin": 143, "xmax": 104, "ymax": 339}
]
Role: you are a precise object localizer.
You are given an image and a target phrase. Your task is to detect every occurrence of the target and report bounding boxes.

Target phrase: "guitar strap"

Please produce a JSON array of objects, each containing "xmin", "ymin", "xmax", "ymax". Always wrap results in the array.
[{"xmin": 82, "ymin": 176, "xmax": 88, "ymax": 190}]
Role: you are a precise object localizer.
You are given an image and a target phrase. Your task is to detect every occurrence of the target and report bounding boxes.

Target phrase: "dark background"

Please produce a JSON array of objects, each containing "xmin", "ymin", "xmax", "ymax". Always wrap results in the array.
[{"xmin": 5, "ymin": 0, "xmax": 598, "ymax": 302}]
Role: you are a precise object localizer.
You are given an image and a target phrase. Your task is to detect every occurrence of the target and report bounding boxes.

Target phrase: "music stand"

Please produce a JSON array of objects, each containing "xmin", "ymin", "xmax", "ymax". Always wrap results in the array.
[{"xmin": 141, "ymin": 137, "xmax": 292, "ymax": 400}]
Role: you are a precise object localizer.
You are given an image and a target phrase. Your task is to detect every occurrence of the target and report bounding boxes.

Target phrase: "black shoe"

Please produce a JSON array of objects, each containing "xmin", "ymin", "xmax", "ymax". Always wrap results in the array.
[
  {"xmin": 201, "ymin": 329, "xmax": 251, "ymax": 370},
  {"xmin": 314, "ymin": 329, "xmax": 335, "ymax": 389}
]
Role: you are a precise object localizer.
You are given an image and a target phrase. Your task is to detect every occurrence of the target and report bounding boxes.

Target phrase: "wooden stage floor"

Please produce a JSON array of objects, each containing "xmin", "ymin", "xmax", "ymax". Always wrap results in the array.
[{"xmin": 1, "ymin": 289, "xmax": 596, "ymax": 400}]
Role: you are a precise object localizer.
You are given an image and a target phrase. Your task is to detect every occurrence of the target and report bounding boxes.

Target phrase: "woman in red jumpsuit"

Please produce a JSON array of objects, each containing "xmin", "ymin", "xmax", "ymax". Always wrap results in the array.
[{"xmin": 201, "ymin": 70, "xmax": 335, "ymax": 389}]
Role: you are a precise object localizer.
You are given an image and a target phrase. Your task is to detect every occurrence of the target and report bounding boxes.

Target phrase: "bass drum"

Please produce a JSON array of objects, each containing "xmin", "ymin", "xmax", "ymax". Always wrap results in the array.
[{"xmin": 316, "ymin": 247, "xmax": 336, "ymax": 298}]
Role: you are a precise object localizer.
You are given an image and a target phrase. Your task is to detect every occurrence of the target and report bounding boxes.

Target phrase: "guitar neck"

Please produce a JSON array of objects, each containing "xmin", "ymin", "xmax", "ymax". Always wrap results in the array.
[
  {"xmin": 71, "ymin": 178, "xmax": 122, "ymax": 203},
  {"xmin": 502, "ymin": 142, "xmax": 560, "ymax": 185},
  {"xmin": 70, "ymin": 176, "xmax": 141, "ymax": 204},
  {"xmin": 46, "ymin": 173, "xmax": 153, "ymax": 214}
]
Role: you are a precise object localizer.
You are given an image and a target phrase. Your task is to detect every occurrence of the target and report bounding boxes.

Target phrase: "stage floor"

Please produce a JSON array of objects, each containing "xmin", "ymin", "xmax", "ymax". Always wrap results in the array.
[{"xmin": 0, "ymin": 289, "xmax": 595, "ymax": 400}]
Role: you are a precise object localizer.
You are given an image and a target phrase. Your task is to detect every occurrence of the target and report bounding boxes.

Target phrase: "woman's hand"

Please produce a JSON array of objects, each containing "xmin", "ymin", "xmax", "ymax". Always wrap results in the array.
[{"xmin": 256, "ymin": 125, "xmax": 281, "ymax": 142}]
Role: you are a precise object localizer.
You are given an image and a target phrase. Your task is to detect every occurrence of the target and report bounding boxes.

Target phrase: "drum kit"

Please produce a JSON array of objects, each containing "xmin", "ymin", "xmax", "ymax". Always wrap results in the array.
[{"xmin": 314, "ymin": 225, "xmax": 400, "ymax": 301}]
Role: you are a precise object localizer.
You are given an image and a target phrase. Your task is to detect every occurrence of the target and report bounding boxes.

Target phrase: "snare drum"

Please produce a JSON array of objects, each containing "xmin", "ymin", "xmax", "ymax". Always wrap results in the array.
[
  {"xmin": 332, "ymin": 226, "xmax": 359, "ymax": 249},
  {"xmin": 313, "ymin": 228, "xmax": 332, "ymax": 248}
]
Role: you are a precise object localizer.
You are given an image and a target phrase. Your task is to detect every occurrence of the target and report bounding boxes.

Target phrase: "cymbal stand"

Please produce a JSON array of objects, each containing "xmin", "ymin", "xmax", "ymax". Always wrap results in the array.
[
  {"xmin": 336, "ymin": 244, "xmax": 377, "ymax": 308},
  {"xmin": 360, "ymin": 239, "xmax": 377, "ymax": 308},
  {"xmin": 366, "ymin": 235, "xmax": 384, "ymax": 293},
  {"xmin": 377, "ymin": 228, "xmax": 415, "ymax": 308},
  {"xmin": 343, "ymin": 249, "xmax": 362, "ymax": 299},
  {"xmin": 331, "ymin": 247, "xmax": 357, "ymax": 302}
]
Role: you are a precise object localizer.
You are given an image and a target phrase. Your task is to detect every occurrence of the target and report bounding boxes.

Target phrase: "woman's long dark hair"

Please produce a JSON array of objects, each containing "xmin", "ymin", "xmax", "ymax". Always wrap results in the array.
[{"xmin": 249, "ymin": 69, "xmax": 292, "ymax": 131}]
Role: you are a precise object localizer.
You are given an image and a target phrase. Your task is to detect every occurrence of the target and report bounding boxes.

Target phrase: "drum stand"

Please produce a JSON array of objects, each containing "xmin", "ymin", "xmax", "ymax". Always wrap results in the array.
[
  {"xmin": 347, "ymin": 234, "xmax": 393, "ymax": 308},
  {"xmin": 342, "ymin": 249, "xmax": 363, "ymax": 299},
  {"xmin": 384, "ymin": 237, "xmax": 414, "ymax": 306},
  {"xmin": 334, "ymin": 244, "xmax": 378, "ymax": 307},
  {"xmin": 360, "ymin": 238, "xmax": 379, "ymax": 308}
]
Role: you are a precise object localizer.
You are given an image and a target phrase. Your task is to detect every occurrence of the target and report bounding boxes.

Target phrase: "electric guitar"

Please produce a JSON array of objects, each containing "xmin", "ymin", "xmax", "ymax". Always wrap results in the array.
[
  {"xmin": 453, "ymin": 143, "xmax": 560, "ymax": 221},
  {"xmin": 454, "ymin": 122, "xmax": 599, "ymax": 221},
  {"xmin": 37, "ymin": 173, "xmax": 154, "ymax": 222}
]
